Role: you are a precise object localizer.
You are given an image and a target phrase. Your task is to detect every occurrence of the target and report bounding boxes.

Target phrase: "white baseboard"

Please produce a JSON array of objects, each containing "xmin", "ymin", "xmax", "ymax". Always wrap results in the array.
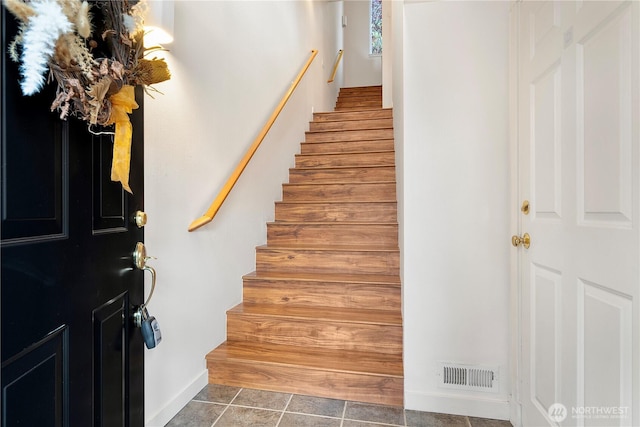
[
  {"xmin": 145, "ymin": 369, "xmax": 208, "ymax": 427},
  {"xmin": 510, "ymin": 398, "xmax": 522, "ymax": 426},
  {"xmin": 405, "ymin": 390, "xmax": 511, "ymax": 421}
]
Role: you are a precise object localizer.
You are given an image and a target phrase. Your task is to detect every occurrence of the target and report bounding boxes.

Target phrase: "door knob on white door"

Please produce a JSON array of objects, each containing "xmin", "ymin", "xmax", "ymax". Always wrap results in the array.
[{"xmin": 511, "ymin": 233, "xmax": 531, "ymax": 249}]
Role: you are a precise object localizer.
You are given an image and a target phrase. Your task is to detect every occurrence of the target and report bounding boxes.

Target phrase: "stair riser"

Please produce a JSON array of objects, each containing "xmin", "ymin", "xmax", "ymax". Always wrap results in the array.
[
  {"xmin": 336, "ymin": 101, "xmax": 382, "ymax": 108},
  {"xmin": 305, "ymin": 129, "xmax": 393, "ymax": 143},
  {"xmin": 274, "ymin": 202, "xmax": 398, "ymax": 222},
  {"xmin": 207, "ymin": 361, "xmax": 403, "ymax": 406},
  {"xmin": 295, "ymin": 152, "xmax": 395, "ymax": 168},
  {"xmin": 338, "ymin": 92, "xmax": 381, "ymax": 99},
  {"xmin": 335, "ymin": 106, "xmax": 383, "ymax": 112},
  {"xmin": 309, "ymin": 118, "xmax": 392, "ymax": 132},
  {"xmin": 339, "ymin": 86, "xmax": 382, "ymax": 93},
  {"xmin": 338, "ymin": 89, "xmax": 382, "ymax": 100},
  {"xmin": 267, "ymin": 223, "xmax": 398, "ymax": 246},
  {"xmin": 226, "ymin": 316, "xmax": 402, "ymax": 355},
  {"xmin": 256, "ymin": 248, "xmax": 399, "ymax": 275},
  {"xmin": 337, "ymin": 94, "xmax": 382, "ymax": 101},
  {"xmin": 243, "ymin": 281, "xmax": 401, "ymax": 310},
  {"xmin": 301, "ymin": 140, "xmax": 394, "ymax": 154},
  {"xmin": 282, "ymin": 183, "xmax": 396, "ymax": 202},
  {"xmin": 288, "ymin": 167, "xmax": 396, "ymax": 184},
  {"xmin": 313, "ymin": 109, "xmax": 392, "ymax": 122}
]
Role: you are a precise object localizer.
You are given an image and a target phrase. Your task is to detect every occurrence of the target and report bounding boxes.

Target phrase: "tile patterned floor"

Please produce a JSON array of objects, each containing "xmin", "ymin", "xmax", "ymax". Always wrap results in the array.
[{"xmin": 166, "ymin": 385, "xmax": 514, "ymax": 427}]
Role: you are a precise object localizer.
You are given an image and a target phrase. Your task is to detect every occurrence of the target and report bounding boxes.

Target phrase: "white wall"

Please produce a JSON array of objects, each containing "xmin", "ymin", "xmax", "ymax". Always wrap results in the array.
[
  {"xmin": 142, "ymin": 1, "xmax": 338, "ymax": 425},
  {"xmin": 391, "ymin": 0, "xmax": 404, "ymax": 312},
  {"xmin": 324, "ymin": 1, "xmax": 345, "ymax": 104},
  {"xmin": 343, "ymin": 0, "xmax": 382, "ymax": 87},
  {"xmin": 381, "ymin": 0, "xmax": 393, "ymax": 108},
  {"xmin": 401, "ymin": 1, "xmax": 511, "ymax": 420}
]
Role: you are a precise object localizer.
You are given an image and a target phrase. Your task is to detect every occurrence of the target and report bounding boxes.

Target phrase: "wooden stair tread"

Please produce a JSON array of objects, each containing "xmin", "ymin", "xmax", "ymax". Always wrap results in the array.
[
  {"xmin": 257, "ymin": 244, "xmax": 399, "ymax": 252},
  {"xmin": 294, "ymin": 152, "xmax": 396, "ymax": 169},
  {"xmin": 309, "ymin": 120, "xmax": 393, "ymax": 132},
  {"xmin": 296, "ymin": 150, "xmax": 394, "ymax": 156},
  {"xmin": 283, "ymin": 181, "xmax": 396, "ymax": 187},
  {"xmin": 300, "ymin": 140, "xmax": 395, "ymax": 154},
  {"xmin": 313, "ymin": 109, "xmax": 392, "ymax": 122},
  {"xmin": 305, "ymin": 129, "xmax": 392, "ymax": 143},
  {"xmin": 243, "ymin": 271, "xmax": 400, "ymax": 285},
  {"xmin": 257, "ymin": 246, "xmax": 399, "ymax": 276},
  {"xmin": 282, "ymin": 180, "xmax": 396, "ymax": 189},
  {"xmin": 274, "ymin": 201, "xmax": 398, "ymax": 223},
  {"xmin": 335, "ymin": 107, "xmax": 383, "ymax": 111},
  {"xmin": 336, "ymin": 100, "xmax": 382, "ymax": 105},
  {"xmin": 207, "ymin": 342, "xmax": 403, "ymax": 377},
  {"xmin": 275, "ymin": 200, "xmax": 397, "ymax": 205},
  {"xmin": 301, "ymin": 138, "xmax": 395, "ymax": 145},
  {"xmin": 291, "ymin": 165, "xmax": 394, "ymax": 172},
  {"xmin": 243, "ymin": 272, "xmax": 401, "ymax": 311},
  {"xmin": 317, "ymin": 108, "xmax": 388, "ymax": 115},
  {"xmin": 340, "ymin": 85, "xmax": 382, "ymax": 89},
  {"xmin": 267, "ymin": 221, "xmax": 396, "ymax": 226},
  {"xmin": 306, "ymin": 130, "xmax": 392, "ymax": 137},
  {"xmin": 228, "ymin": 303, "xmax": 402, "ymax": 325}
]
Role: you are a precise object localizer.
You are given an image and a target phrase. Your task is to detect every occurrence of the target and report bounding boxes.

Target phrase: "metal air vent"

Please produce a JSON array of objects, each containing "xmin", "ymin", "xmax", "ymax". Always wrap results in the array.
[{"xmin": 438, "ymin": 363, "xmax": 499, "ymax": 393}]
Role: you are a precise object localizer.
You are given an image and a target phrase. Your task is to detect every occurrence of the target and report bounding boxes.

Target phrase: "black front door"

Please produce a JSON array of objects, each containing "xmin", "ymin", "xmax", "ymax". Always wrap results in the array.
[{"xmin": 1, "ymin": 8, "xmax": 145, "ymax": 427}]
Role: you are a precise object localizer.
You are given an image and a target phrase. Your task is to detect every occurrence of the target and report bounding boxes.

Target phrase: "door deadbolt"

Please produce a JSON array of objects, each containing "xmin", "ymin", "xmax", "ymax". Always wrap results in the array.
[
  {"xmin": 521, "ymin": 200, "xmax": 530, "ymax": 215},
  {"xmin": 134, "ymin": 210, "xmax": 147, "ymax": 228}
]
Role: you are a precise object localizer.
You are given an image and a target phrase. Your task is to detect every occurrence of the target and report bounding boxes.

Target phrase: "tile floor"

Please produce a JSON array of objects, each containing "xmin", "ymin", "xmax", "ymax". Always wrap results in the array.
[{"xmin": 166, "ymin": 384, "xmax": 514, "ymax": 427}]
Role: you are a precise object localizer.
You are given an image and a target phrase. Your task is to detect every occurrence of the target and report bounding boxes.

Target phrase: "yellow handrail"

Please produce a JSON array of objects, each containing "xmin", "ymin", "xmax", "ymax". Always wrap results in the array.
[
  {"xmin": 327, "ymin": 49, "xmax": 343, "ymax": 83},
  {"xmin": 188, "ymin": 49, "xmax": 319, "ymax": 232}
]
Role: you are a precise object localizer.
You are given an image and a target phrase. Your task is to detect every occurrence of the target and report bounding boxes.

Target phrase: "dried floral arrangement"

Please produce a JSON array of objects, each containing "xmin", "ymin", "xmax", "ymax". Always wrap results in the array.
[{"xmin": 3, "ymin": 0, "xmax": 171, "ymax": 193}]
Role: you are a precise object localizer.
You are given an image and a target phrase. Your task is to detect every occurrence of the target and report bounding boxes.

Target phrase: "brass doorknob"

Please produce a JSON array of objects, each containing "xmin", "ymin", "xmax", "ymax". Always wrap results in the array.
[
  {"xmin": 134, "ymin": 210, "xmax": 147, "ymax": 228},
  {"xmin": 511, "ymin": 233, "xmax": 531, "ymax": 249}
]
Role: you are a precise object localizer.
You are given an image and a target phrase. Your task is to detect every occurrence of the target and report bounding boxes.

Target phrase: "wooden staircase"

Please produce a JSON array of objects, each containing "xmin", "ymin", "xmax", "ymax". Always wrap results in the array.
[{"xmin": 206, "ymin": 86, "xmax": 403, "ymax": 406}]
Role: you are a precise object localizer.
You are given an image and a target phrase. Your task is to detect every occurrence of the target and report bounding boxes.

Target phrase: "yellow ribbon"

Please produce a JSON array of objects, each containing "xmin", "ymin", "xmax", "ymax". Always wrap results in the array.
[{"xmin": 107, "ymin": 85, "xmax": 139, "ymax": 193}]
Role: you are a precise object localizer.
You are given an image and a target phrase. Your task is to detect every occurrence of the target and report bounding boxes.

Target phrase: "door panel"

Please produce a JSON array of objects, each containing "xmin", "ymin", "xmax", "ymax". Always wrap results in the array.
[
  {"xmin": 577, "ymin": 3, "xmax": 634, "ymax": 228},
  {"xmin": 1, "ymin": 7, "xmax": 145, "ymax": 427},
  {"xmin": 517, "ymin": 1, "xmax": 639, "ymax": 426},
  {"xmin": 578, "ymin": 280, "xmax": 633, "ymax": 426},
  {"xmin": 531, "ymin": 62, "xmax": 562, "ymax": 220},
  {"xmin": 1, "ymin": 111, "xmax": 67, "ymax": 243},
  {"xmin": 93, "ymin": 293, "xmax": 129, "ymax": 427},
  {"xmin": 94, "ymin": 134, "xmax": 129, "ymax": 233},
  {"xmin": 2, "ymin": 327, "xmax": 68, "ymax": 426},
  {"xmin": 530, "ymin": 264, "xmax": 561, "ymax": 416}
]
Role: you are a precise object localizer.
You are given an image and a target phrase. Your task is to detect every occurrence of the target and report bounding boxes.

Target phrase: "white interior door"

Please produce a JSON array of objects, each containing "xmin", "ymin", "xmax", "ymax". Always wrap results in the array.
[{"xmin": 516, "ymin": 1, "xmax": 639, "ymax": 426}]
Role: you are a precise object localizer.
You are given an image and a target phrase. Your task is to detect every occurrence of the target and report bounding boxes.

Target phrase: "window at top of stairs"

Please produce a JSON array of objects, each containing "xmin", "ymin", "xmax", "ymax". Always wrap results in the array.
[{"xmin": 370, "ymin": 0, "xmax": 382, "ymax": 56}]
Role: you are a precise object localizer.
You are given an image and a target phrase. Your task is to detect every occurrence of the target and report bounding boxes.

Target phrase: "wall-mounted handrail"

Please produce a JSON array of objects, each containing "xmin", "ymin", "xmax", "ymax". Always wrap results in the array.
[
  {"xmin": 188, "ymin": 49, "xmax": 318, "ymax": 232},
  {"xmin": 327, "ymin": 49, "xmax": 343, "ymax": 83}
]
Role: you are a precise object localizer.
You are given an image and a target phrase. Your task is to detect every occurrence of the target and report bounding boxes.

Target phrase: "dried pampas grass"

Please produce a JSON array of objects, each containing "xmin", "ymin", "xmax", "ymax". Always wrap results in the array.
[
  {"xmin": 19, "ymin": 0, "xmax": 73, "ymax": 95},
  {"xmin": 3, "ymin": 0, "xmax": 35, "ymax": 22}
]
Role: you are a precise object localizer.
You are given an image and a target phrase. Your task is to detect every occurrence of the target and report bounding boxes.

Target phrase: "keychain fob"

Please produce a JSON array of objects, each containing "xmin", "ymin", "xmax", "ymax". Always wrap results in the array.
[{"xmin": 140, "ymin": 306, "xmax": 162, "ymax": 349}]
